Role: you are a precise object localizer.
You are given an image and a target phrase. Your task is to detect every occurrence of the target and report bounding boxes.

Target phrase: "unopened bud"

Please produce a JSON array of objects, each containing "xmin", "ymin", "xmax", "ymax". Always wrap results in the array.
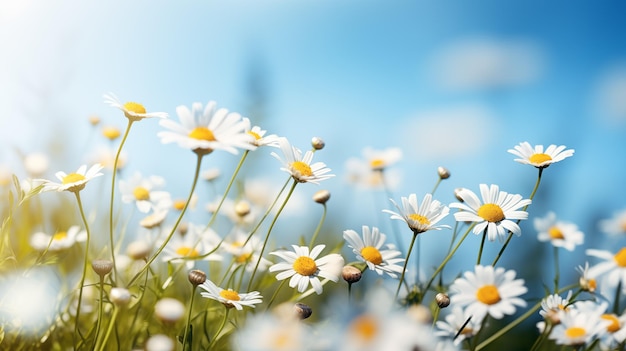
[
  {"xmin": 454, "ymin": 188, "xmax": 465, "ymax": 202},
  {"xmin": 234, "ymin": 200, "xmax": 251, "ymax": 217},
  {"xmin": 312, "ymin": 190, "xmax": 331, "ymax": 204},
  {"xmin": 91, "ymin": 259, "xmax": 113, "ymax": 278},
  {"xmin": 311, "ymin": 137, "xmax": 325, "ymax": 150},
  {"xmin": 188, "ymin": 270, "xmax": 207, "ymax": 286},
  {"xmin": 110, "ymin": 287, "xmax": 131, "ymax": 307},
  {"xmin": 406, "ymin": 304, "xmax": 432, "ymax": 324},
  {"xmin": 127, "ymin": 241, "xmax": 151, "ymax": 260},
  {"xmin": 145, "ymin": 334, "xmax": 174, "ymax": 351},
  {"xmin": 294, "ymin": 302, "xmax": 313, "ymax": 320},
  {"xmin": 435, "ymin": 293, "xmax": 450, "ymax": 308},
  {"xmin": 342, "ymin": 265, "xmax": 362, "ymax": 284},
  {"xmin": 154, "ymin": 298, "xmax": 185, "ymax": 324},
  {"xmin": 437, "ymin": 166, "xmax": 450, "ymax": 180}
]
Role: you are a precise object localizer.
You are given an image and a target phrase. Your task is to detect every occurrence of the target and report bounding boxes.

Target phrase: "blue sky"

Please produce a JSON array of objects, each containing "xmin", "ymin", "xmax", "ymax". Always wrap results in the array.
[{"xmin": 2, "ymin": 0, "xmax": 626, "ymax": 279}]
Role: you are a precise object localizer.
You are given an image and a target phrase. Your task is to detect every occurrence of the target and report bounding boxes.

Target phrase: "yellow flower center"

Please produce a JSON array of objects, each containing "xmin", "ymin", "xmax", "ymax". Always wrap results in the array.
[
  {"xmin": 293, "ymin": 256, "xmax": 317, "ymax": 276},
  {"xmin": 548, "ymin": 226, "xmax": 564, "ymax": 240},
  {"xmin": 529, "ymin": 153, "xmax": 552, "ymax": 165},
  {"xmin": 370, "ymin": 159, "xmax": 385, "ymax": 169},
  {"xmin": 614, "ymin": 248, "xmax": 626, "ymax": 267},
  {"xmin": 565, "ymin": 326, "xmax": 586, "ymax": 339},
  {"xmin": 476, "ymin": 284, "xmax": 501, "ymax": 305},
  {"xmin": 247, "ymin": 131, "xmax": 261, "ymax": 140},
  {"xmin": 102, "ymin": 126, "xmax": 121, "ymax": 140},
  {"xmin": 219, "ymin": 289, "xmax": 241, "ymax": 301},
  {"xmin": 408, "ymin": 213, "xmax": 431, "ymax": 226},
  {"xmin": 602, "ymin": 314, "xmax": 621, "ymax": 333},
  {"xmin": 291, "ymin": 161, "xmax": 313, "ymax": 177},
  {"xmin": 349, "ymin": 315, "xmax": 378, "ymax": 341},
  {"xmin": 176, "ymin": 246, "xmax": 199, "ymax": 258},
  {"xmin": 133, "ymin": 186, "xmax": 150, "ymax": 201},
  {"xmin": 173, "ymin": 200, "xmax": 186, "ymax": 211},
  {"xmin": 189, "ymin": 127, "xmax": 216, "ymax": 141},
  {"xmin": 53, "ymin": 231, "xmax": 67, "ymax": 241},
  {"xmin": 361, "ymin": 246, "xmax": 383, "ymax": 265},
  {"xmin": 62, "ymin": 173, "xmax": 85, "ymax": 184},
  {"xmin": 235, "ymin": 252, "xmax": 253, "ymax": 264},
  {"xmin": 271, "ymin": 332, "xmax": 291, "ymax": 349},
  {"xmin": 477, "ymin": 203, "xmax": 505, "ymax": 222},
  {"xmin": 123, "ymin": 102, "xmax": 146, "ymax": 115}
]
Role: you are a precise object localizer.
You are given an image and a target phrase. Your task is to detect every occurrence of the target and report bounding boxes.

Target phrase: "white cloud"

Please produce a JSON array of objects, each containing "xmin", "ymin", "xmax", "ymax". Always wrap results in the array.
[
  {"xmin": 398, "ymin": 105, "xmax": 499, "ymax": 160},
  {"xmin": 430, "ymin": 37, "xmax": 545, "ymax": 91}
]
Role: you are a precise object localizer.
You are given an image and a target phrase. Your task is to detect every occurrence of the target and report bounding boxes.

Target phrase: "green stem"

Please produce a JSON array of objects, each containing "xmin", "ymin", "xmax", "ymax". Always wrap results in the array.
[
  {"xmin": 92, "ymin": 276, "xmax": 105, "ymax": 350},
  {"xmin": 476, "ymin": 229, "xmax": 487, "ymax": 265},
  {"xmin": 247, "ymin": 179, "xmax": 298, "ymax": 291},
  {"xmin": 182, "ymin": 286, "xmax": 197, "ymax": 351},
  {"xmin": 95, "ymin": 307, "xmax": 119, "ymax": 351},
  {"xmin": 431, "ymin": 178, "xmax": 442, "ymax": 195},
  {"xmin": 109, "ymin": 119, "xmax": 134, "ymax": 284},
  {"xmin": 205, "ymin": 150, "xmax": 249, "ymax": 230},
  {"xmin": 308, "ymin": 203, "xmax": 327, "ymax": 249},
  {"xmin": 614, "ymin": 280, "xmax": 622, "ymax": 314},
  {"xmin": 265, "ymin": 280, "xmax": 287, "ymax": 311},
  {"xmin": 242, "ymin": 177, "xmax": 291, "ymax": 246},
  {"xmin": 394, "ymin": 231, "xmax": 418, "ymax": 301},
  {"xmin": 553, "ymin": 246, "xmax": 560, "ymax": 293},
  {"xmin": 73, "ymin": 191, "xmax": 92, "ymax": 345},
  {"xmin": 491, "ymin": 168, "xmax": 543, "ymax": 266},
  {"xmin": 128, "ymin": 153, "xmax": 203, "ymax": 287},
  {"xmin": 208, "ymin": 308, "xmax": 230, "ymax": 349}
]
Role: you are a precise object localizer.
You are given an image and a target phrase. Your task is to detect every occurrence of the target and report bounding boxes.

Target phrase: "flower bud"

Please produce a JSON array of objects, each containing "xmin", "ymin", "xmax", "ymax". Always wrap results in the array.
[
  {"xmin": 437, "ymin": 166, "xmax": 450, "ymax": 180},
  {"xmin": 145, "ymin": 334, "xmax": 174, "ymax": 351},
  {"xmin": 154, "ymin": 298, "xmax": 185, "ymax": 324},
  {"xmin": 454, "ymin": 188, "xmax": 465, "ymax": 202},
  {"xmin": 294, "ymin": 302, "xmax": 313, "ymax": 320},
  {"xmin": 406, "ymin": 304, "xmax": 431, "ymax": 324},
  {"xmin": 435, "ymin": 293, "xmax": 450, "ymax": 308},
  {"xmin": 127, "ymin": 241, "xmax": 151, "ymax": 260},
  {"xmin": 312, "ymin": 190, "xmax": 331, "ymax": 204},
  {"xmin": 342, "ymin": 265, "xmax": 362, "ymax": 284},
  {"xmin": 110, "ymin": 287, "xmax": 131, "ymax": 307},
  {"xmin": 188, "ymin": 269, "xmax": 207, "ymax": 286},
  {"xmin": 311, "ymin": 137, "xmax": 325, "ymax": 150},
  {"xmin": 91, "ymin": 259, "xmax": 113, "ymax": 278},
  {"xmin": 234, "ymin": 200, "xmax": 251, "ymax": 217}
]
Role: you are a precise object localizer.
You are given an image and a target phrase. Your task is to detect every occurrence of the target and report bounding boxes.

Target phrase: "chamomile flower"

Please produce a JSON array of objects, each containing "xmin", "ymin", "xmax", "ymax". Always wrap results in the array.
[
  {"xmin": 599, "ymin": 311, "xmax": 626, "ymax": 349},
  {"xmin": 39, "ymin": 164, "xmax": 104, "ymax": 193},
  {"xmin": 435, "ymin": 306, "xmax": 481, "ymax": 345},
  {"xmin": 536, "ymin": 291, "xmax": 573, "ymax": 331},
  {"xmin": 160, "ymin": 223, "xmax": 222, "ymax": 269},
  {"xmin": 199, "ymin": 280, "xmax": 262, "ymax": 310},
  {"xmin": 243, "ymin": 117, "xmax": 280, "ymax": 148},
  {"xmin": 508, "ymin": 141, "xmax": 575, "ymax": 168},
  {"xmin": 549, "ymin": 300, "xmax": 609, "ymax": 346},
  {"xmin": 599, "ymin": 208, "xmax": 626, "ymax": 236},
  {"xmin": 577, "ymin": 262, "xmax": 598, "ymax": 293},
  {"xmin": 449, "ymin": 184, "xmax": 531, "ymax": 242},
  {"xmin": 234, "ymin": 312, "xmax": 310, "ymax": 351},
  {"xmin": 221, "ymin": 230, "xmax": 271, "ymax": 272},
  {"xmin": 269, "ymin": 244, "xmax": 344, "ymax": 295},
  {"xmin": 30, "ymin": 226, "xmax": 87, "ymax": 251},
  {"xmin": 586, "ymin": 247, "xmax": 626, "ymax": 290},
  {"xmin": 158, "ymin": 101, "xmax": 255, "ymax": 155},
  {"xmin": 119, "ymin": 172, "xmax": 172, "ymax": 213},
  {"xmin": 383, "ymin": 193, "xmax": 450, "ymax": 234},
  {"xmin": 450, "ymin": 265, "xmax": 527, "ymax": 320},
  {"xmin": 103, "ymin": 93, "xmax": 168, "ymax": 121},
  {"xmin": 343, "ymin": 226, "xmax": 404, "ymax": 278},
  {"xmin": 271, "ymin": 138, "xmax": 334, "ymax": 184},
  {"xmin": 362, "ymin": 147, "xmax": 403, "ymax": 171},
  {"xmin": 534, "ymin": 212, "xmax": 584, "ymax": 251}
]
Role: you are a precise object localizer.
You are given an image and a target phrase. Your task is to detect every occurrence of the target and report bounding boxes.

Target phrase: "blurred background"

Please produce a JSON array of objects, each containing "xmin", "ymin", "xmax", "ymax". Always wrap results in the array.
[{"xmin": 2, "ymin": 1, "xmax": 626, "ymax": 349}]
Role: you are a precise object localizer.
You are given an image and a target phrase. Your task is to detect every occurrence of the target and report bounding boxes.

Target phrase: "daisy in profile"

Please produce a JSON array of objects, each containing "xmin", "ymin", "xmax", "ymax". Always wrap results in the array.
[
  {"xmin": 271, "ymin": 138, "xmax": 334, "ymax": 184},
  {"xmin": 549, "ymin": 300, "xmax": 609, "ymax": 346},
  {"xmin": 361, "ymin": 146, "xmax": 402, "ymax": 171},
  {"xmin": 536, "ymin": 291, "xmax": 573, "ymax": 332},
  {"xmin": 103, "ymin": 93, "xmax": 168, "ymax": 121},
  {"xmin": 199, "ymin": 280, "xmax": 262, "ymax": 310},
  {"xmin": 343, "ymin": 226, "xmax": 404, "ymax": 278},
  {"xmin": 242, "ymin": 117, "xmax": 280, "ymax": 148},
  {"xmin": 450, "ymin": 265, "xmax": 527, "ymax": 320},
  {"xmin": 450, "ymin": 184, "xmax": 531, "ymax": 242},
  {"xmin": 435, "ymin": 306, "xmax": 482, "ymax": 346},
  {"xmin": 383, "ymin": 193, "xmax": 450, "ymax": 234},
  {"xmin": 269, "ymin": 244, "xmax": 344, "ymax": 294},
  {"xmin": 39, "ymin": 164, "xmax": 104, "ymax": 193},
  {"xmin": 585, "ymin": 247, "xmax": 626, "ymax": 290},
  {"xmin": 119, "ymin": 172, "xmax": 172, "ymax": 213},
  {"xmin": 576, "ymin": 262, "xmax": 598, "ymax": 293},
  {"xmin": 30, "ymin": 226, "xmax": 87, "ymax": 251},
  {"xmin": 158, "ymin": 101, "xmax": 255, "ymax": 155},
  {"xmin": 534, "ymin": 212, "xmax": 584, "ymax": 251},
  {"xmin": 508, "ymin": 141, "xmax": 575, "ymax": 169},
  {"xmin": 599, "ymin": 208, "xmax": 626, "ymax": 236}
]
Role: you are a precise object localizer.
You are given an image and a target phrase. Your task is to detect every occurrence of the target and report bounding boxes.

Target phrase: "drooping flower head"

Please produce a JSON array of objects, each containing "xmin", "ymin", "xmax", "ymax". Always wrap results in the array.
[
  {"xmin": 343, "ymin": 226, "xmax": 404, "ymax": 278},
  {"xmin": 271, "ymin": 138, "xmax": 334, "ymax": 184},
  {"xmin": 158, "ymin": 101, "xmax": 256, "ymax": 155},
  {"xmin": 383, "ymin": 193, "xmax": 450, "ymax": 234},
  {"xmin": 534, "ymin": 212, "xmax": 584, "ymax": 251},
  {"xmin": 103, "ymin": 93, "xmax": 168, "ymax": 122},
  {"xmin": 39, "ymin": 164, "xmax": 104, "ymax": 193},
  {"xmin": 450, "ymin": 265, "xmax": 527, "ymax": 321},
  {"xmin": 508, "ymin": 141, "xmax": 574, "ymax": 169},
  {"xmin": 450, "ymin": 184, "xmax": 531, "ymax": 241},
  {"xmin": 199, "ymin": 280, "xmax": 262, "ymax": 310},
  {"xmin": 269, "ymin": 244, "xmax": 344, "ymax": 295}
]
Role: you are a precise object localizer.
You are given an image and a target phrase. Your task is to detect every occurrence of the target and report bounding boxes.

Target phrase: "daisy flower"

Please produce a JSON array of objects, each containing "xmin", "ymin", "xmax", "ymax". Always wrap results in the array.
[
  {"xmin": 507, "ymin": 141, "xmax": 575, "ymax": 168},
  {"xmin": 534, "ymin": 212, "xmax": 584, "ymax": 251},
  {"xmin": 158, "ymin": 101, "xmax": 255, "ymax": 155},
  {"xmin": 221, "ymin": 230, "xmax": 272, "ymax": 272},
  {"xmin": 599, "ymin": 208, "xmax": 626, "ymax": 236},
  {"xmin": 199, "ymin": 280, "xmax": 262, "ymax": 310},
  {"xmin": 119, "ymin": 172, "xmax": 172, "ymax": 213},
  {"xmin": 242, "ymin": 117, "xmax": 280, "ymax": 148},
  {"xmin": 271, "ymin": 137, "xmax": 334, "ymax": 184},
  {"xmin": 435, "ymin": 306, "xmax": 481, "ymax": 345},
  {"xmin": 536, "ymin": 291, "xmax": 573, "ymax": 332},
  {"xmin": 160, "ymin": 223, "xmax": 222, "ymax": 269},
  {"xmin": 586, "ymin": 247, "xmax": 626, "ymax": 290},
  {"xmin": 103, "ymin": 93, "xmax": 168, "ymax": 121},
  {"xmin": 359, "ymin": 146, "xmax": 403, "ymax": 171},
  {"xmin": 344, "ymin": 158, "xmax": 402, "ymax": 190},
  {"xmin": 576, "ymin": 262, "xmax": 598, "ymax": 293},
  {"xmin": 383, "ymin": 193, "xmax": 450, "ymax": 234},
  {"xmin": 234, "ymin": 312, "xmax": 310, "ymax": 351},
  {"xmin": 343, "ymin": 226, "xmax": 405, "ymax": 278},
  {"xmin": 549, "ymin": 300, "xmax": 609, "ymax": 346},
  {"xmin": 269, "ymin": 244, "xmax": 344, "ymax": 295},
  {"xmin": 449, "ymin": 184, "xmax": 531, "ymax": 242},
  {"xmin": 39, "ymin": 164, "xmax": 104, "ymax": 193},
  {"xmin": 450, "ymin": 265, "xmax": 527, "ymax": 320},
  {"xmin": 30, "ymin": 226, "xmax": 87, "ymax": 251}
]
